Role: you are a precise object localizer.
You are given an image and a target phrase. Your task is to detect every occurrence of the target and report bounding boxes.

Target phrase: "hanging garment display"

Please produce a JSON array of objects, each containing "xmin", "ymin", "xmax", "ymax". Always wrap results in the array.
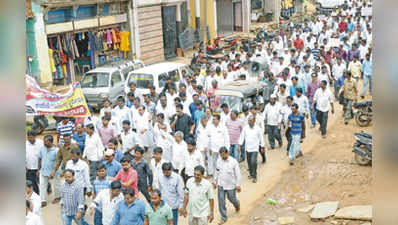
[
  {"xmin": 106, "ymin": 29, "xmax": 112, "ymax": 48},
  {"xmin": 120, "ymin": 30, "xmax": 130, "ymax": 52},
  {"xmin": 48, "ymin": 49, "xmax": 57, "ymax": 73}
]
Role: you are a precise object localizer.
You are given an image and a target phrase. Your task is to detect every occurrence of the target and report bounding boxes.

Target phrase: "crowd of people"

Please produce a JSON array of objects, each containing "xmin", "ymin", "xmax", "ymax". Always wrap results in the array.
[{"xmin": 26, "ymin": 0, "xmax": 372, "ymax": 225}]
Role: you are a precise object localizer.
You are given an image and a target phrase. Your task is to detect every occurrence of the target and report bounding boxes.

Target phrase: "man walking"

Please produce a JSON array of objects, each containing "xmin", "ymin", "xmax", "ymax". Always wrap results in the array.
[
  {"xmin": 313, "ymin": 80, "xmax": 335, "ymax": 138},
  {"xmin": 263, "ymin": 94, "xmax": 283, "ymax": 149},
  {"xmin": 225, "ymin": 111, "xmax": 244, "ymax": 162},
  {"xmin": 51, "ymin": 134, "xmax": 77, "ymax": 181},
  {"xmin": 213, "ymin": 147, "xmax": 241, "ymax": 225},
  {"xmin": 144, "ymin": 189, "xmax": 174, "ymax": 225},
  {"xmin": 208, "ymin": 115, "xmax": 230, "ymax": 178},
  {"xmin": 26, "ymin": 130, "xmax": 43, "ymax": 195},
  {"xmin": 239, "ymin": 116, "xmax": 265, "ymax": 183},
  {"xmin": 158, "ymin": 162, "xmax": 185, "ymax": 225},
  {"xmin": 287, "ymin": 104, "xmax": 306, "ymax": 165},
  {"xmin": 39, "ymin": 135, "xmax": 61, "ymax": 207},
  {"xmin": 361, "ymin": 53, "xmax": 372, "ymax": 98},
  {"xmin": 111, "ymin": 188, "xmax": 146, "ymax": 225},
  {"xmin": 61, "ymin": 169, "xmax": 85, "ymax": 225},
  {"xmin": 83, "ymin": 124, "xmax": 105, "ymax": 183},
  {"xmin": 131, "ymin": 147, "xmax": 153, "ymax": 203},
  {"xmin": 114, "ymin": 156, "xmax": 139, "ymax": 196},
  {"xmin": 182, "ymin": 165, "xmax": 215, "ymax": 225},
  {"xmin": 339, "ymin": 71, "xmax": 358, "ymax": 124}
]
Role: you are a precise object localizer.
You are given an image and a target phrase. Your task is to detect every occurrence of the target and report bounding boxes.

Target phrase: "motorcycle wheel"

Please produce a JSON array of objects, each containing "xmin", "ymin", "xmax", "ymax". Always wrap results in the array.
[
  {"xmin": 32, "ymin": 123, "xmax": 44, "ymax": 135},
  {"xmin": 354, "ymin": 146, "xmax": 371, "ymax": 166},
  {"xmin": 355, "ymin": 111, "xmax": 371, "ymax": 127}
]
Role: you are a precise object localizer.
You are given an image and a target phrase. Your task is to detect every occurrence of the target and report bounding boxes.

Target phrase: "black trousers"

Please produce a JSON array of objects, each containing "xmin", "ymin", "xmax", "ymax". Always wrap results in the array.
[
  {"xmin": 285, "ymin": 128, "xmax": 292, "ymax": 152},
  {"xmin": 259, "ymin": 146, "xmax": 266, "ymax": 163},
  {"xmin": 138, "ymin": 183, "xmax": 151, "ymax": 203},
  {"xmin": 26, "ymin": 169, "xmax": 39, "ymax": 194}
]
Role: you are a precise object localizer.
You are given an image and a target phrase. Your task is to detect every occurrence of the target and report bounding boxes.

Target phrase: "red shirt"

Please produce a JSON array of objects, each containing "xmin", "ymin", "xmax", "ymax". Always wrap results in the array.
[
  {"xmin": 294, "ymin": 39, "xmax": 304, "ymax": 51},
  {"xmin": 115, "ymin": 167, "xmax": 138, "ymax": 195},
  {"xmin": 338, "ymin": 21, "xmax": 347, "ymax": 33}
]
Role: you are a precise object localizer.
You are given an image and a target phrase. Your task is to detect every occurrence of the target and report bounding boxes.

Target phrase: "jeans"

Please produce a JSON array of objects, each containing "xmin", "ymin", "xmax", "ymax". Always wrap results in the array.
[
  {"xmin": 240, "ymin": 141, "xmax": 246, "ymax": 161},
  {"xmin": 94, "ymin": 208, "xmax": 102, "ymax": 225},
  {"xmin": 289, "ymin": 134, "xmax": 301, "ymax": 160},
  {"xmin": 200, "ymin": 150, "xmax": 210, "ymax": 175},
  {"xmin": 40, "ymin": 174, "xmax": 61, "ymax": 203},
  {"xmin": 208, "ymin": 152, "xmax": 219, "ymax": 176},
  {"xmin": 309, "ymin": 101, "xmax": 317, "ymax": 126},
  {"xmin": 334, "ymin": 83, "xmax": 341, "ymax": 102},
  {"xmin": 247, "ymin": 152, "xmax": 258, "ymax": 179},
  {"xmin": 172, "ymin": 208, "xmax": 179, "ymax": 225},
  {"xmin": 217, "ymin": 186, "xmax": 240, "ymax": 222},
  {"xmin": 62, "ymin": 215, "xmax": 83, "ymax": 225},
  {"xmin": 138, "ymin": 183, "xmax": 151, "ymax": 203},
  {"xmin": 362, "ymin": 74, "xmax": 372, "ymax": 96},
  {"xmin": 316, "ymin": 110, "xmax": 329, "ymax": 136},
  {"xmin": 88, "ymin": 161, "xmax": 101, "ymax": 184},
  {"xmin": 344, "ymin": 99, "xmax": 354, "ymax": 122},
  {"xmin": 26, "ymin": 169, "xmax": 39, "ymax": 195},
  {"xmin": 286, "ymin": 128, "xmax": 292, "ymax": 152},
  {"xmin": 267, "ymin": 125, "xmax": 282, "ymax": 148},
  {"xmin": 229, "ymin": 144, "xmax": 240, "ymax": 162}
]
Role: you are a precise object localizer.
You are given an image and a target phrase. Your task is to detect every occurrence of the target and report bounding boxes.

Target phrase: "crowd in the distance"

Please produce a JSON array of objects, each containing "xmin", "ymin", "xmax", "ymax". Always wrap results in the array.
[{"xmin": 26, "ymin": 0, "xmax": 372, "ymax": 225}]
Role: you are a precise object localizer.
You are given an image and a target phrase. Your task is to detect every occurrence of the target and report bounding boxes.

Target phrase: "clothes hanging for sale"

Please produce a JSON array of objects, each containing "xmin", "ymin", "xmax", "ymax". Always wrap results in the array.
[
  {"xmin": 48, "ymin": 49, "xmax": 56, "ymax": 73},
  {"xmin": 106, "ymin": 29, "xmax": 112, "ymax": 48},
  {"xmin": 120, "ymin": 30, "xmax": 130, "ymax": 52}
]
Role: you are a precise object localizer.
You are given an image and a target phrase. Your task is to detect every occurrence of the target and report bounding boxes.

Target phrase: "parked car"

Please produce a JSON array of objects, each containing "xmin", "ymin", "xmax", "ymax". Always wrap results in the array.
[
  {"xmin": 101, "ymin": 59, "xmax": 145, "ymax": 80},
  {"xmin": 125, "ymin": 62, "xmax": 193, "ymax": 97},
  {"xmin": 316, "ymin": 0, "xmax": 344, "ymax": 13}
]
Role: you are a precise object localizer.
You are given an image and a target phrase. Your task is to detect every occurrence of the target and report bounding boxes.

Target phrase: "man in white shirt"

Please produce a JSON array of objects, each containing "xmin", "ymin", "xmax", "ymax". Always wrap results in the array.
[
  {"xmin": 26, "ymin": 130, "xmax": 43, "ymax": 195},
  {"xmin": 312, "ymin": 80, "xmax": 335, "ymax": 138},
  {"xmin": 150, "ymin": 147, "xmax": 166, "ymax": 189},
  {"xmin": 156, "ymin": 95, "xmax": 174, "ymax": 124},
  {"xmin": 293, "ymin": 88, "xmax": 310, "ymax": 117},
  {"xmin": 238, "ymin": 115, "xmax": 265, "ymax": 183},
  {"xmin": 208, "ymin": 114, "xmax": 230, "ymax": 177},
  {"xmin": 180, "ymin": 138, "xmax": 204, "ymax": 184},
  {"xmin": 26, "ymin": 200, "xmax": 42, "ymax": 225},
  {"xmin": 196, "ymin": 115, "xmax": 211, "ymax": 174},
  {"xmin": 26, "ymin": 180, "xmax": 41, "ymax": 219},
  {"xmin": 332, "ymin": 57, "xmax": 346, "ymax": 97},
  {"xmin": 213, "ymin": 147, "xmax": 241, "ymax": 224},
  {"xmin": 83, "ymin": 124, "xmax": 105, "ymax": 183},
  {"xmin": 89, "ymin": 181, "xmax": 124, "ymax": 225},
  {"xmin": 133, "ymin": 105, "xmax": 153, "ymax": 151},
  {"xmin": 263, "ymin": 95, "xmax": 283, "ymax": 149},
  {"xmin": 66, "ymin": 148, "xmax": 92, "ymax": 194},
  {"xmin": 171, "ymin": 131, "xmax": 187, "ymax": 174},
  {"xmin": 113, "ymin": 97, "xmax": 133, "ymax": 132},
  {"xmin": 119, "ymin": 120, "xmax": 138, "ymax": 160}
]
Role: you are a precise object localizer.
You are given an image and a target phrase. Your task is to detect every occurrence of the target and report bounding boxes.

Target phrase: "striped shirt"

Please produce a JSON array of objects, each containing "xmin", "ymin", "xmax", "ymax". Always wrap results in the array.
[
  {"xmin": 288, "ymin": 113, "xmax": 305, "ymax": 135},
  {"xmin": 225, "ymin": 118, "xmax": 244, "ymax": 145},
  {"xmin": 61, "ymin": 180, "xmax": 85, "ymax": 216},
  {"xmin": 93, "ymin": 176, "xmax": 112, "ymax": 195},
  {"xmin": 57, "ymin": 121, "xmax": 75, "ymax": 145}
]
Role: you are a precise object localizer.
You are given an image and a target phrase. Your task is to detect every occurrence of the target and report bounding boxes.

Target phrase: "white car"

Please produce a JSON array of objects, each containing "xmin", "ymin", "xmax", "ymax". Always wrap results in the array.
[{"xmin": 316, "ymin": 0, "xmax": 344, "ymax": 9}]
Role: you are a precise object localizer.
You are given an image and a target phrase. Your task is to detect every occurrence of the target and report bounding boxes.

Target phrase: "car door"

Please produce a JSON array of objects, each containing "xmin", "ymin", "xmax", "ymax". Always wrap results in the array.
[
  {"xmin": 109, "ymin": 70, "xmax": 124, "ymax": 102},
  {"xmin": 168, "ymin": 69, "xmax": 180, "ymax": 88}
]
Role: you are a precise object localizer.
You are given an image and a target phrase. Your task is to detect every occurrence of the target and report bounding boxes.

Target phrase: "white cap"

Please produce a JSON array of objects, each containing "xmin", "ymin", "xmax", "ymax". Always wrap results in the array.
[
  {"xmin": 104, "ymin": 149, "xmax": 114, "ymax": 156},
  {"xmin": 270, "ymin": 94, "xmax": 277, "ymax": 99}
]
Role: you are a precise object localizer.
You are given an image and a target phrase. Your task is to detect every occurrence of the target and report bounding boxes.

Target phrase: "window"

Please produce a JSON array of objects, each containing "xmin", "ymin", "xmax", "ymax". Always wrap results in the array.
[
  {"xmin": 168, "ymin": 70, "xmax": 180, "ymax": 82},
  {"xmin": 128, "ymin": 73, "xmax": 154, "ymax": 89},
  {"xmin": 81, "ymin": 73, "xmax": 109, "ymax": 88},
  {"xmin": 111, "ymin": 71, "xmax": 122, "ymax": 86},
  {"xmin": 251, "ymin": 0, "xmax": 263, "ymax": 10},
  {"xmin": 158, "ymin": 73, "xmax": 168, "ymax": 88}
]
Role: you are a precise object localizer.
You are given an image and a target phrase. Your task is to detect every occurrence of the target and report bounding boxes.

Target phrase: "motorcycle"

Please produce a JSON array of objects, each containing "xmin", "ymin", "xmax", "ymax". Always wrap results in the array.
[
  {"xmin": 352, "ymin": 131, "xmax": 372, "ymax": 166},
  {"xmin": 353, "ymin": 100, "xmax": 372, "ymax": 127},
  {"xmin": 31, "ymin": 116, "xmax": 67, "ymax": 135}
]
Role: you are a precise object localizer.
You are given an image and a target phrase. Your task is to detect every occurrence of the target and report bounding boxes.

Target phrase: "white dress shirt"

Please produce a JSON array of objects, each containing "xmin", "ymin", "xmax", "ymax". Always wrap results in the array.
[
  {"xmin": 314, "ymin": 88, "xmax": 334, "ymax": 112},
  {"xmin": 281, "ymin": 104, "xmax": 292, "ymax": 127},
  {"xmin": 332, "ymin": 62, "xmax": 346, "ymax": 81},
  {"xmin": 196, "ymin": 123, "xmax": 211, "ymax": 152},
  {"xmin": 153, "ymin": 123, "xmax": 173, "ymax": 162},
  {"xmin": 294, "ymin": 95, "xmax": 310, "ymax": 115},
  {"xmin": 133, "ymin": 111, "xmax": 152, "ymax": 147},
  {"xmin": 263, "ymin": 102, "xmax": 282, "ymax": 126},
  {"xmin": 26, "ymin": 139, "xmax": 43, "ymax": 170},
  {"xmin": 172, "ymin": 140, "xmax": 187, "ymax": 171},
  {"xmin": 208, "ymin": 123, "xmax": 230, "ymax": 152},
  {"xmin": 150, "ymin": 158, "xmax": 166, "ymax": 189},
  {"xmin": 214, "ymin": 156, "xmax": 241, "ymax": 190},
  {"xmin": 90, "ymin": 190, "xmax": 124, "ymax": 225},
  {"xmin": 65, "ymin": 159, "xmax": 91, "ymax": 192},
  {"xmin": 120, "ymin": 130, "xmax": 138, "ymax": 155},
  {"xmin": 83, "ymin": 132, "xmax": 104, "ymax": 161},
  {"xmin": 156, "ymin": 104, "xmax": 173, "ymax": 124},
  {"xmin": 113, "ymin": 106, "xmax": 132, "ymax": 130},
  {"xmin": 181, "ymin": 150, "xmax": 204, "ymax": 177},
  {"xmin": 26, "ymin": 211, "xmax": 42, "ymax": 225},
  {"xmin": 238, "ymin": 125, "xmax": 265, "ymax": 153}
]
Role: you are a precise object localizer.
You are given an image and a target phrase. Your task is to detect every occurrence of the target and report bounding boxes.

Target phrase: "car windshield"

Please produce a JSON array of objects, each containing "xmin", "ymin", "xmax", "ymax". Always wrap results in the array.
[
  {"xmin": 81, "ymin": 73, "xmax": 109, "ymax": 88},
  {"xmin": 128, "ymin": 73, "xmax": 154, "ymax": 89},
  {"xmin": 219, "ymin": 95, "xmax": 242, "ymax": 112}
]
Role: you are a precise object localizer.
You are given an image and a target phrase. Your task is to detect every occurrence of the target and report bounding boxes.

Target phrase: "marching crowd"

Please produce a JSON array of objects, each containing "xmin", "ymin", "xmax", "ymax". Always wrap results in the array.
[{"xmin": 26, "ymin": 0, "xmax": 372, "ymax": 225}]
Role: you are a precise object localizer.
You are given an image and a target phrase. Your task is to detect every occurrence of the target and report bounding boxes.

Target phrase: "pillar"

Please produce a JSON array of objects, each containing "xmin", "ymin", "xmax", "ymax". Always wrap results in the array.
[
  {"xmin": 176, "ymin": 3, "xmax": 182, "ymax": 35},
  {"xmin": 195, "ymin": 0, "xmax": 201, "ymax": 30}
]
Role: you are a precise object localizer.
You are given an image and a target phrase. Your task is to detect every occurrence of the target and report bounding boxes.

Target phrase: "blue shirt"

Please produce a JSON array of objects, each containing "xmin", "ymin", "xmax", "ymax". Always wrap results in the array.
[
  {"xmin": 290, "ymin": 84, "xmax": 304, "ymax": 97},
  {"xmin": 347, "ymin": 22, "xmax": 354, "ymax": 32},
  {"xmin": 288, "ymin": 113, "xmax": 305, "ymax": 135},
  {"xmin": 362, "ymin": 59, "xmax": 372, "ymax": 76},
  {"xmin": 189, "ymin": 103, "xmax": 197, "ymax": 118},
  {"xmin": 194, "ymin": 109, "xmax": 205, "ymax": 128},
  {"xmin": 93, "ymin": 176, "xmax": 112, "ymax": 194},
  {"xmin": 103, "ymin": 160, "xmax": 122, "ymax": 177},
  {"xmin": 114, "ymin": 148, "xmax": 124, "ymax": 163},
  {"xmin": 39, "ymin": 146, "xmax": 59, "ymax": 177},
  {"xmin": 111, "ymin": 200, "xmax": 146, "ymax": 225},
  {"xmin": 72, "ymin": 131, "xmax": 86, "ymax": 152},
  {"xmin": 158, "ymin": 172, "xmax": 185, "ymax": 209}
]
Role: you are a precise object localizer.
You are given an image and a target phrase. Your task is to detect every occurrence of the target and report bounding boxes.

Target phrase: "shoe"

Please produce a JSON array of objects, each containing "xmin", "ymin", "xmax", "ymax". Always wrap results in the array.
[
  {"xmin": 289, "ymin": 159, "xmax": 294, "ymax": 165},
  {"xmin": 361, "ymin": 96, "xmax": 365, "ymax": 99},
  {"xmin": 262, "ymin": 160, "xmax": 266, "ymax": 164},
  {"xmin": 322, "ymin": 135, "xmax": 327, "ymax": 139},
  {"xmin": 218, "ymin": 220, "xmax": 226, "ymax": 225},
  {"xmin": 41, "ymin": 202, "xmax": 47, "ymax": 208},
  {"xmin": 286, "ymin": 151, "xmax": 289, "ymax": 156},
  {"xmin": 297, "ymin": 152, "xmax": 303, "ymax": 158},
  {"xmin": 248, "ymin": 175, "xmax": 252, "ymax": 179},
  {"xmin": 279, "ymin": 142, "xmax": 283, "ymax": 148},
  {"xmin": 344, "ymin": 121, "xmax": 348, "ymax": 125},
  {"xmin": 235, "ymin": 204, "xmax": 240, "ymax": 212},
  {"xmin": 271, "ymin": 146, "xmax": 275, "ymax": 150},
  {"xmin": 52, "ymin": 197, "xmax": 61, "ymax": 204},
  {"xmin": 253, "ymin": 179, "xmax": 257, "ymax": 183}
]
